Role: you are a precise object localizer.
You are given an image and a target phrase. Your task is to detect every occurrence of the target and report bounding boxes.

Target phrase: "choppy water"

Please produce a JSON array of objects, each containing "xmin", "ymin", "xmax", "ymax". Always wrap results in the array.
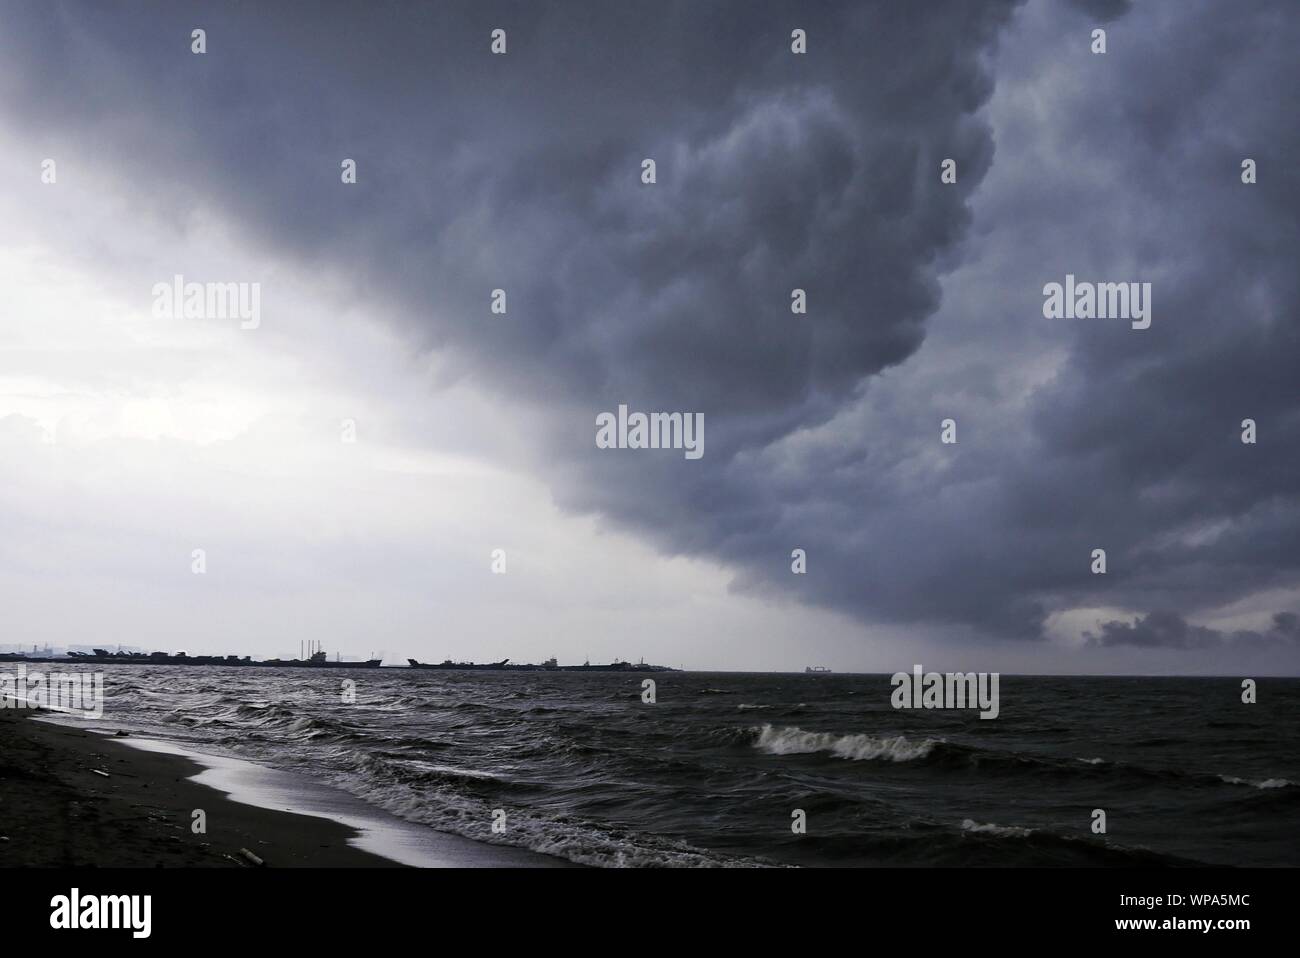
[{"xmin": 38, "ymin": 667, "xmax": 1300, "ymax": 866}]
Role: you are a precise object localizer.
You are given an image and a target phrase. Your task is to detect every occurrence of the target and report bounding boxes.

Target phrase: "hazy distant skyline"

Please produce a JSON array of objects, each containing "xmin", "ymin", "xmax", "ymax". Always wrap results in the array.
[{"xmin": 1, "ymin": 1, "xmax": 1297, "ymax": 674}]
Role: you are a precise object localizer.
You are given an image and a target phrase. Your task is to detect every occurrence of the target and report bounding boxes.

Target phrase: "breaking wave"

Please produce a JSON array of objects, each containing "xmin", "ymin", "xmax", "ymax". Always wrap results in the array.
[
  {"xmin": 752, "ymin": 724, "xmax": 938, "ymax": 762},
  {"xmin": 961, "ymin": 819, "xmax": 1032, "ymax": 838},
  {"xmin": 1219, "ymin": 775, "xmax": 1293, "ymax": 789}
]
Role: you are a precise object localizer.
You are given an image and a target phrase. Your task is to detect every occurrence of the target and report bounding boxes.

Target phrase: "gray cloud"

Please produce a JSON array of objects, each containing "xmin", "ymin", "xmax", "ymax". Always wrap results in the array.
[
  {"xmin": 1064, "ymin": 0, "xmax": 1132, "ymax": 22},
  {"xmin": 1088, "ymin": 611, "xmax": 1300, "ymax": 650},
  {"xmin": 3, "ymin": 0, "xmax": 1298, "ymax": 666}
]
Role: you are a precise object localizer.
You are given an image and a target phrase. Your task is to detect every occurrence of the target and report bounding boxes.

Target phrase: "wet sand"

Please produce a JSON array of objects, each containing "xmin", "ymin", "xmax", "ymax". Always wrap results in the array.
[{"xmin": 0, "ymin": 709, "xmax": 567, "ymax": 867}]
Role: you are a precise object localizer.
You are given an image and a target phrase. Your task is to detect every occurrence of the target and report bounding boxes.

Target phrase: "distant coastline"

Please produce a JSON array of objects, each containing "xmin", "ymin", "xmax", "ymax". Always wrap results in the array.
[{"xmin": 0, "ymin": 651, "xmax": 678, "ymax": 672}]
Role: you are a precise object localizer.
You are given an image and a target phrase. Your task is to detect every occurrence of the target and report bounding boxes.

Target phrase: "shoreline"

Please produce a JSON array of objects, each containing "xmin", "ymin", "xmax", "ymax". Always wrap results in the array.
[{"xmin": 0, "ymin": 709, "xmax": 569, "ymax": 868}]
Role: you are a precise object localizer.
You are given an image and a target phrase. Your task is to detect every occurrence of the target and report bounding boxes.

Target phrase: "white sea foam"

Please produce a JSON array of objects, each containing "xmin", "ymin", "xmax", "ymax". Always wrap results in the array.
[
  {"xmin": 961, "ymin": 819, "xmax": 1033, "ymax": 838},
  {"xmin": 1220, "ymin": 775, "xmax": 1292, "ymax": 789},
  {"xmin": 753, "ymin": 724, "xmax": 936, "ymax": 762}
]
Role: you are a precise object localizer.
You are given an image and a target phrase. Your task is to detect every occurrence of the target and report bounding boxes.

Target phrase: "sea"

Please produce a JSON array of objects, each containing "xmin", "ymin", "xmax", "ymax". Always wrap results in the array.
[{"xmin": 34, "ymin": 667, "xmax": 1300, "ymax": 867}]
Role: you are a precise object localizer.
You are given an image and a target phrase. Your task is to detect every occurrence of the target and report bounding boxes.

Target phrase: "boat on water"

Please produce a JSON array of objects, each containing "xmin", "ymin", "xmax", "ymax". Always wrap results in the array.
[
  {"xmin": 805, "ymin": 665, "xmax": 833, "ymax": 673},
  {"xmin": 562, "ymin": 658, "xmax": 675, "ymax": 673},
  {"xmin": 260, "ymin": 649, "xmax": 384, "ymax": 669},
  {"xmin": 406, "ymin": 658, "xmax": 512, "ymax": 671},
  {"xmin": 406, "ymin": 656, "xmax": 676, "ymax": 673}
]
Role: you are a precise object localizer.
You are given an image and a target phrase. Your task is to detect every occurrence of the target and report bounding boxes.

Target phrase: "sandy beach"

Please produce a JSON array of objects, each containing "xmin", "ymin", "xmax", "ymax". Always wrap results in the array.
[{"xmin": 0, "ymin": 710, "xmax": 567, "ymax": 868}]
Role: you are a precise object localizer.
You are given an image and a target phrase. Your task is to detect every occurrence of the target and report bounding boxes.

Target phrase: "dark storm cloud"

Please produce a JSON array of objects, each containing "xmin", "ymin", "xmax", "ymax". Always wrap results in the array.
[
  {"xmin": 0, "ymin": 0, "xmax": 1011, "ymax": 418},
  {"xmin": 1063, "ymin": 0, "xmax": 1132, "ymax": 22},
  {"xmin": 3, "ymin": 0, "xmax": 1298, "ymax": 657},
  {"xmin": 1088, "ymin": 611, "xmax": 1300, "ymax": 650},
  {"xmin": 999, "ymin": 0, "xmax": 1300, "ymax": 639}
]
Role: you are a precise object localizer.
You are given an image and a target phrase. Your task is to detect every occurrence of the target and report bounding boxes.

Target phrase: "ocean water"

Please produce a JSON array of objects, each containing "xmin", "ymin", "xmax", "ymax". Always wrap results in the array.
[{"xmin": 39, "ymin": 667, "xmax": 1300, "ymax": 867}]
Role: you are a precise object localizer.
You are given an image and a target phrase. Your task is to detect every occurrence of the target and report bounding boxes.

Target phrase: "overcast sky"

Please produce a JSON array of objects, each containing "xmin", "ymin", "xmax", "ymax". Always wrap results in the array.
[{"xmin": 1, "ymin": 1, "xmax": 1296, "ymax": 673}]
